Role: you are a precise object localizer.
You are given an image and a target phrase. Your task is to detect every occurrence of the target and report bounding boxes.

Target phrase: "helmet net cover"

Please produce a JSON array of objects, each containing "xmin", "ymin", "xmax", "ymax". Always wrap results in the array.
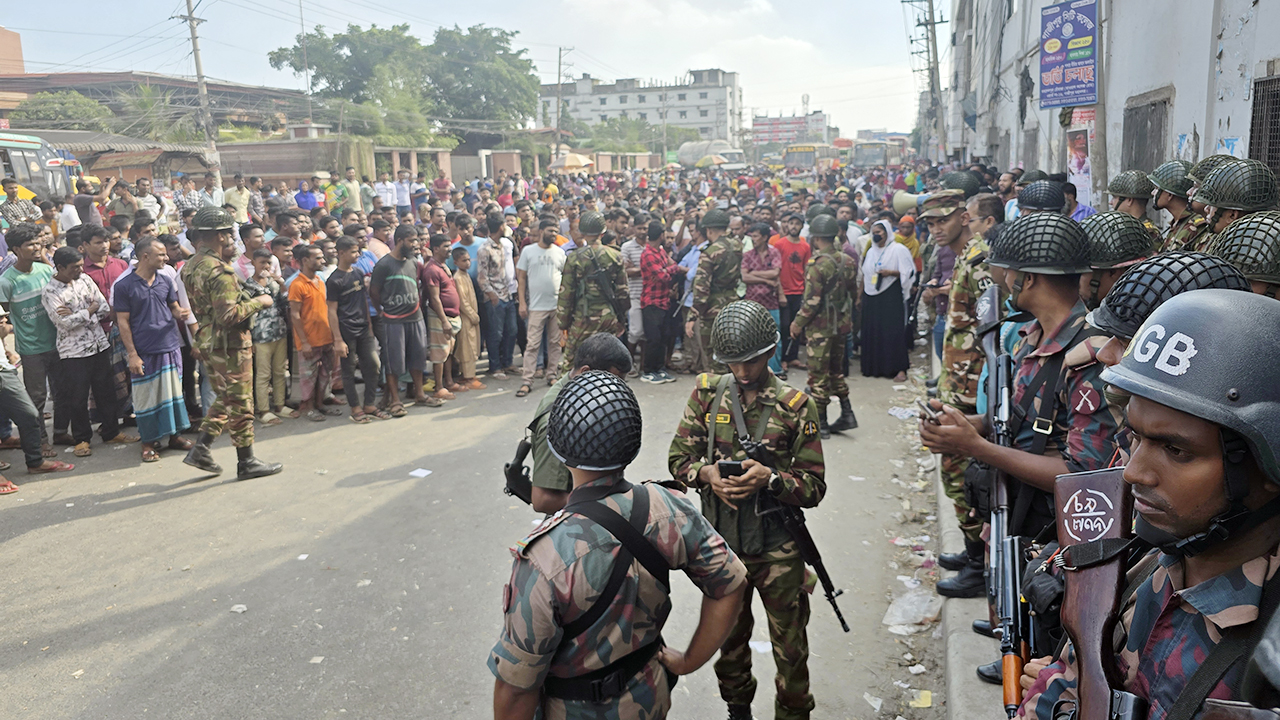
[
  {"xmin": 1149, "ymin": 160, "xmax": 1195, "ymax": 198},
  {"xmin": 547, "ymin": 370, "xmax": 643, "ymax": 472},
  {"xmin": 1192, "ymin": 158, "xmax": 1280, "ymax": 212},
  {"xmin": 987, "ymin": 212, "xmax": 1091, "ymax": 274},
  {"xmin": 940, "ymin": 171, "xmax": 981, "ymax": 198},
  {"xmin": 712, "ymin": 300, "xmax": 781, "ymax": 364},
  {"xmin": 1210, "ymin": 211, "xmax": 1280, "ymax": 283},
  {"xmin": 808, "ymin": 214, "xmax": 839, "ymax": 238},
  {"xmin": 579, "ymin": 211, "xmax": 606, "ymax": 235},
  {"xmin": 1188, "ymin": 154, "xmax": 1239, "ymax": 184},
  {"xmin": 1017, "ymin": 180, "xmax": 1065, "ymax": 211},
  {"xmin": 1087, "ymin": 251, "xmax": 1251, "ymax": 339},
  {"xmin": 192, "ymin": 206, "xmax": 234, "ymax": 231},
  {"xmin": 1080, "ymin": 211, "xmax": 1154, "ymax": 268},
  {"xmin": 1107, "ymin": 170, "xmax": 1157, "ymax": 199},
  {"xmin": 1019, "ymin": 169, "xmax": 1049, "ymax": 185},
  {"xmin": 805, "ymin": 204, "xmax": 834, "ymax": 220}
]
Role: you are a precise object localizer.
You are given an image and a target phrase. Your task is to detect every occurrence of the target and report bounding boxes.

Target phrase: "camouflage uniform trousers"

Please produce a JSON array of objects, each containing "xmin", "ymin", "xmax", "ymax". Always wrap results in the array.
[
  {"xmin": 715, "ymin": 541, "xmax": 815, "ymax": 720},
  {"xmin": 199, "ymin": 347, "xmax": 255, "ymax": 448},
  {"xmin": 804, "ymin": 333, "xmax": 847, "ymax": 411},
  {"xmin": 558, "ymin": 316, "xmax": 625, "ymax": 376},
  {"xmin": 698, "ymin": 315, "xmax": 727, "ymax": 375}
]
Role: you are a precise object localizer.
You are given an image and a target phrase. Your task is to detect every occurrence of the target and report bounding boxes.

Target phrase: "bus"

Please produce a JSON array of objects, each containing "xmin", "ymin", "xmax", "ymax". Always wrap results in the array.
[
  {"xmin": 782, "ymin": 143, "xmax": 840, "ymax": 172},
  {"xmin": 851, "ymin": 140, "xmax": 905, "ymax": 169},
  {"xmin": 0, "ymin": 132, "xmax": 80, "ymax": 206}
]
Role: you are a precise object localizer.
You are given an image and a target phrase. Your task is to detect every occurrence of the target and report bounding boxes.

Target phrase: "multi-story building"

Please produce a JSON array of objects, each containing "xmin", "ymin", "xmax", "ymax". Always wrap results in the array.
[
  {"xmin": 540, "ymin": 69, "xmax": 742, "ymax": 143},
  {"xmin": 752, "ymin": 110, "xmax": 839, "ymax": 145}
]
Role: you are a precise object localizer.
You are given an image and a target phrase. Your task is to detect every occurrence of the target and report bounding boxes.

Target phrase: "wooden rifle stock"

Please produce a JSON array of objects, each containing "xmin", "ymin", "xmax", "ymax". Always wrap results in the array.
[{"xmin": 1054, "ymin": 467, "xmax": 1135, "ymax": 720}]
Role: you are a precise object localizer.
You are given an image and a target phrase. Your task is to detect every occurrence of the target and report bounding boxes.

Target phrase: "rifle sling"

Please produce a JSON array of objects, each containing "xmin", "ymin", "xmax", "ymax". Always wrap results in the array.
[
  {"xmin": 559, "ymin": 480, "xmax": 670, "ymax": 641},
  {"xmin": 728, "ymin": 377, "xmax": 775, "ymax": 447},
  {"xmin": 708, "ymin": 374, "xmax": 732, "ymax": 466},
  {"xmin": 1164, "ymin": 572, "xmax": 1280, "ymax": 720},
  {"xmin": 1062, "ymin": 537, "xmax": 1143, "ymax": 570}
]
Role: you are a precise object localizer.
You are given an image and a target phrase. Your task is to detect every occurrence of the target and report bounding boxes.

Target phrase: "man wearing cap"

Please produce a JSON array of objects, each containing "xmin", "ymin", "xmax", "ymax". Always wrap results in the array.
[
  {"xmin": 491, "ymin": 370, "xmax": 747, "ymax": 719},
  {"xmin": 688, "ymin": 209, "xmax": 742, "ymax": 374},
  {"xmin": 917, "ymin": 189, "xmax": 992, "ymax": 598},
  {"xmin": 180, "ymin": 207, "xmax": 282, "ymax": 480},
  {"xmin": 556, "ymin": 211, "xmax": 628, "ymax": 375}
]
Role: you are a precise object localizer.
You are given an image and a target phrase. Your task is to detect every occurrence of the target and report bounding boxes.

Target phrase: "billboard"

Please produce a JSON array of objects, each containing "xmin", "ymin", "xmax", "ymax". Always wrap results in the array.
[{"xmin": 1039, "ymin": 0, "xmax": 1098, "ymax": 109}]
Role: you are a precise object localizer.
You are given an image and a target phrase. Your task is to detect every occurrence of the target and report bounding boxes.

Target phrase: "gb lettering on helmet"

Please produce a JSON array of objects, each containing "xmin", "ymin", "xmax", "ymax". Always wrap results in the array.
[{"xmin": 1123, "ymin": 321, "xmax": 1198, "ymax": 376}]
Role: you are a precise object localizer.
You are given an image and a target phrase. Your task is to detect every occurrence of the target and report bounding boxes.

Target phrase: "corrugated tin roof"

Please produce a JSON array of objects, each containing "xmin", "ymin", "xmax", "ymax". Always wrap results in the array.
[{"xmin": 13, "ymin": 129, "xmax": 207, "ymax": 154}]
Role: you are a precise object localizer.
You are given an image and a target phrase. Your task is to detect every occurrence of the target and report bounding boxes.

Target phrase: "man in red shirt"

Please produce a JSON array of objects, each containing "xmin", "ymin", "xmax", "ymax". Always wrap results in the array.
[
  {"xmin": 638, "ymin": 220, "xmax": 683, "ymax": 383},
  {"xmin": 79, "ymin": 223, "xmax": 133, "ymax": 421},
  {"xmin": 770, "ymin": 213, "xmax": 811, "ymax": 369},
  {"xmin": 420, "ymin": 234, "xmax": 461, "ymax": 401}
]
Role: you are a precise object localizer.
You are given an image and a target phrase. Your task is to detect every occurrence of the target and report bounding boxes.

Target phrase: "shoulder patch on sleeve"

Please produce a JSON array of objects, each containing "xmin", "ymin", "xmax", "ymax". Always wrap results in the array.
[{"xmin": 801, "ymin": 420, "xmax": 820, "ymax": 438}]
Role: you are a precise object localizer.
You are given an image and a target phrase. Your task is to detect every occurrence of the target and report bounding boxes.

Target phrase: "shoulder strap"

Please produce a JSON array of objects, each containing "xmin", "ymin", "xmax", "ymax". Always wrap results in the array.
[
  {"xmin": 708, "ymin": 374, "xmax": 731, "ymax": 462},
  {"xmin": 1165, "ymin": 572, "xmax": 1280, "ymax": 720},
  {"xmin": 559, "ymin": 482, "xmax": 670, "ymax": 641},
  {"xmin": 727, "ymin": 377, "xmax": 774, "ymax": 445}
]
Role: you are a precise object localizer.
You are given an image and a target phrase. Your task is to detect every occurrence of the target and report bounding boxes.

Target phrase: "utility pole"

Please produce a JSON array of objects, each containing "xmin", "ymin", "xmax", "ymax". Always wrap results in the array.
[
  {"xmin": 924, "ymin": 0, "xmax": 947, "ymax": 162},
  {"xmin": 554, "ymin": 47, "xmax": 571, "ymax": 159},
  {"xmin": 299, "ymin": 0, "xmax": 312, "ymax": 121},
  {"xmin": 176, "ymin": 0, "xmax": 220, "ymax": 182}
]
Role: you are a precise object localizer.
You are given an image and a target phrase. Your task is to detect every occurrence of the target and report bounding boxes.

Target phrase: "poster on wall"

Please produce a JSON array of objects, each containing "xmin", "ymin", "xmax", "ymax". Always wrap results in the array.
[
  {"xmin": 1039, "ymin": 0, "xmax": 1098, "ymax": 109},
  {"xmin": 1066, "ymin": 108, "xmax": 1095, "ymax": 207}
]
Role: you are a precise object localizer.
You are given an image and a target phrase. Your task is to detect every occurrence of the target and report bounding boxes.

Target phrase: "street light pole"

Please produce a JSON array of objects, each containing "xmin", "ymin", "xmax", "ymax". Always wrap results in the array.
[{"xmin": 177, "ymin": 0, "xmax": 220, "ymax": 182}]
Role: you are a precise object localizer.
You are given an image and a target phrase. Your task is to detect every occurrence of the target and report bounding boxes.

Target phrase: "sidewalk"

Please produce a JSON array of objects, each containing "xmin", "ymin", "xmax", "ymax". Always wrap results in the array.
[{"xmin": 935, "ymin": 465, "xmax": 1001, "ymax": 720}]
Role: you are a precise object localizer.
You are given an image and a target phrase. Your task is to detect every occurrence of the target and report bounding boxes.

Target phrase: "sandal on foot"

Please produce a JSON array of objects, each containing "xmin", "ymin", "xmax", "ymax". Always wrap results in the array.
[
  {"xmin": 41, "ymin": 444, "xmax": 57, "ymax": 458},
  {"xmin": 369, "ymin": 408, "xmax": 392, "ymax": 420},
  {"xmin": 259, "ymin": 412, "xmax": 283, "ymax": 426},
  {"xmin": 141, "ymin": 445, "xmax": 160, "ymax": 463},
  {"xmin": 28, "ymin": 460, "xmax": 74, "ymax": 474},
  {"xmin": 105, "ymin": 433, "xmax": 140, "ymax": 444},
  {"xmin": 0, "ymin": 437, "xmax": 22, "ymax": 449},
  {"xmin": 0, "ymin": 460, "xmax": 9, "ymax": 472},
  {"xmin": 321, "ymin": 405, "xmax": 344, "ymax": 416},
  {"xmin": 278, "ymin": 407, "xmax": 301, "ymax": 419},
  {"xmin": 389, "ymin": 403, "xmax": 408, "ymax": 418},
  {"xmin": 515, "ymin": 384, "xmax": 532, "ymax": 398},
  {"xmin": 74, "ymin": 442, "xmax": 92, "ymax": 457},
  {"xmin": 305, "ymin": 409, "xmax": 327, "ymax": 422},
  {"xmin": 0, "ymin": 479, "xmax": 17, "ymax": 494},
  {"xmin": 349, "ymin": 411, "xmax": 374, "ymax": 424},
  {"xmin": 414, "ymin": 396, "xmax": 444, "ymax": 408},
  {"xmin": 168, "ymin": 436, "xmax": 194, "ymax": 451}
]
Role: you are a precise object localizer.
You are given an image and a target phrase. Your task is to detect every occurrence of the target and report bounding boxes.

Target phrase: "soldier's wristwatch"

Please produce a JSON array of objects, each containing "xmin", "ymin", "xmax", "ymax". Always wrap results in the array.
[{"xmin": 767, "ymin": 470, "xmax": 784, "ymax": 495}]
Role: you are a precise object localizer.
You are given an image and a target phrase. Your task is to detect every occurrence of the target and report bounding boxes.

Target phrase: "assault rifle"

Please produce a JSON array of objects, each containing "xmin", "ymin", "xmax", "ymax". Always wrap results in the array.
[
  {"xmin": 1053, "ymin": 467, "xmax": 1141, "ymax": 720},
  {"xmin": 503, "ymin": 435, "xmax": 534, "ymax": 505},
  {"xmin": 585, "ymin": 247, "xmax": 629, "ymax": 323},
  {"xmin": 976, "ymin": 284, "xmax": 1033, "ymax": 718},
  {"xmin": 741, "ymin": 437, "xmax": 850, "ymax": 632}
]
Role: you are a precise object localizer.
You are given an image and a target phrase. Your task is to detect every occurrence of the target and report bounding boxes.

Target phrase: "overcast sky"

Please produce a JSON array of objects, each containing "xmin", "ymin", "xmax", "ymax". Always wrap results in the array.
[{"xmin": 5, "ymin": 0, "xmax": 928, "ymax": 136}]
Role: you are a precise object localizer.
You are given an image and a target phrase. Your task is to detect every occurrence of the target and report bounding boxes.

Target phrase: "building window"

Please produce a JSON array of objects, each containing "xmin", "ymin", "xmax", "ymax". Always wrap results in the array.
[
  {"xmin": 620, "ymin": 110, "xmax": 628, "ymax": 118},
  {"xmin": 1251, "ymin": 77, "xmax": 1280, "ymax": 175},
  {"xmin": 699, "ymin": 92, "xmax": 708, "ymax": 99},
  {"xmin": 638, "ymin": 112, "xmax": 647, "ymax": 120},
  {"xmin": 1121, "ymin": 98, "xmax": 1169, "ymax": 174},
  {"xmin": 678, "ymin": 93, "xmax": 687, "ymax": 101},
  {"xmin": 699, "ymin": 109, "xmax": 709, "ymax": 117},
  {"xmin": 599, "ymin": 97, "xmax": 607, "ymax": 105},
  {"xmin": 638, "ymin": 94, "xmax": 645, "ymax": 103},
  {"xmin": 659, "ymin": 94, "xmax": 666, "ymax": 101},
  {"xmin": 600, "ymin": 114, "xmax": 609, "ymax": 122},
  {"xmin": 679, "ymin": 110, "xmax": 688, "ymax": 119},
  {"xmin": 619, "ymin": 95, "xmax": 627, "ymax": 104},
  {"xmin": 699, "ymin": 127, "xmax": 711, "ymax": 134}
]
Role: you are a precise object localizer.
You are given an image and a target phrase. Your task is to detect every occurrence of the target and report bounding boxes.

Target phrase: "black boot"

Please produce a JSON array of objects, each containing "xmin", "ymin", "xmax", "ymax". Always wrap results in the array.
[
  {"xmin": 925, "ymin": 378, "xmax": 938, "ymax": 388},
  {"xmin": 727, "ymin": 703, "xmax": 754, "ymax": 720},
  {"xmin": 938, "ymin": 550, "xmax": 968, "ymax": 571},
  {"xmin": 976, "ymin": 659, "xmax": 1002, "ymax": 685},
  {"xmin": 236, "ymin": 445, "xmax": 283, "ymax": 480},
  {"xmin": 829, "ymin": 396, "xmax": 858, "ymax": 432},
  {"xmin": 183, "ymin": 432, "xmax": 222, "ymax": 474},
  {"xmin": 937, "ymin": 539, "xmax": 986, "ymax": 598},
  {"xmin": 819, "ymin": 413, "xmax": 831, "ymax": 439},
  {"xmin": 972, "ymin": 619, "xmax": 998, "ymax": 638}
]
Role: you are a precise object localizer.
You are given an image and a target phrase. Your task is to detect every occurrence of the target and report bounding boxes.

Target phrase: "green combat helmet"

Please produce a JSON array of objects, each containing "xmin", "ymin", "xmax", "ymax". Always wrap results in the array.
[
  {"xmin": 809, "ymin": 214, "xmax": 839, "ymax": 238},
  {"xmin": 710, "ymin": 300, "xmax": 780, "ymax": 364},
  {"xmin": 1188, "ymin": 154, "xmax": 1239, "ymax": 184},
  {"xmin": 805, "ymin": 203, "xmax": 834, "ymax": 221},
  {"xmin": 1210, "ymin": 211, "xmax": 1280, "ymax": 297},
  {"xmin": 1086, "ymin": 251, "xmax": 1251, "ymax": 342},
  {"xmin": 1107, "ymin": 170, "xmax": 1156, "ymax": 200},
  {"xmin": 1148, "ymin": 160, "xmax": 1195, "ymax": 199},
  {"xmin": 1191, "ymin": 159, "xmax": 1279, "ymax": 213},
  {"xmin": 1018, "ymin": 180, "xmax": 1066, "ymax": 212},
  {"xmin": 1017, "ymin": 169, "xmax": 1049, "ymax": 186},
  {"xmin": 700, "ymin": 208, "xmax": 731, "ymax": 229},
  {"xmin": 988, "ymin": 213, "xmax": 1090, "ymax": 308},
  {"xmin": 940, "ymin": 171, "xmax": 982, "ymax": 198},
  {"xmin": 578, "ymin": 211, "xmax": 606, "ymax": 235},
  {"xmin": 191, "ymin": 206, "xmax": 234, "ymax": 231},
  {"xmin": 1080, "ymin": 211, "xmax": 1154, "ymax": 308},
  {"xmin": 547, "ymin": 370, "xmax": 643, "ymax": 471}
]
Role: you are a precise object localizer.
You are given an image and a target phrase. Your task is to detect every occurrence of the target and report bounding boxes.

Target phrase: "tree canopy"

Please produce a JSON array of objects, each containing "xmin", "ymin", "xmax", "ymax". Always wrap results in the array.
[{"xmin": 10, "ymin": 91, "xmax": 112, "ymax": 132}]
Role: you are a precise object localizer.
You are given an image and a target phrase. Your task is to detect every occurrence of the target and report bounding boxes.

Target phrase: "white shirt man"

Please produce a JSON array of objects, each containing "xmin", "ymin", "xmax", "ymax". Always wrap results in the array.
[{"xmin": 374, "ymin": 174, "xmax": 397, "ymax": 208}]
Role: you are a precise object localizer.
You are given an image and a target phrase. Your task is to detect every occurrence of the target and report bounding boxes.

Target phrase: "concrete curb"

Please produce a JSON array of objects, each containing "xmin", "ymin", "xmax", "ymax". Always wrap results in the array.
[{"xmin": 936, "ymin": 466, "xmax": 1002, "ymax": 720}]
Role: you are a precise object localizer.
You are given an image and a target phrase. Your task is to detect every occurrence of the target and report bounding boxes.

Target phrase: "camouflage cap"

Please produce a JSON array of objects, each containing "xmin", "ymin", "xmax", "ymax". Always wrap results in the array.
[{"xmin": 917, "ymin": 189, "xmax": 967, "ymax": 218}]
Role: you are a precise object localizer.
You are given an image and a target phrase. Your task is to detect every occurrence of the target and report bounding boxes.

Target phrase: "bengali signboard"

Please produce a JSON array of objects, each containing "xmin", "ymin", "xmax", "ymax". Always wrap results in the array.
[{"xmin": 1039, "ymin": 0, "xmax": 1098, "ymax": 109}]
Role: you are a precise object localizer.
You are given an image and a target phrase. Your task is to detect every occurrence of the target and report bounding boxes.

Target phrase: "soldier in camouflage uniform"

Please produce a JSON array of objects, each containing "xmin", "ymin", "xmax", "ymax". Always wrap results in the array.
[
  {"xmin": 788, "ymin": 214, "xmax": 856, "ymax": 438},
  {"xmin": 1107, "ymin": 170, "xmax": 1162, "ymax": 251},
  {"xmin": 1190, "ymin": 158, "xmax": 1280, "ymax": 253},
  {"xmin": 669, "ymin": 300, "xmax": 826, "ymax": 720},
  {"xmin": 1148, "ymin": 159, "xmax": 1211, "ymax": 252},
  {"xmin": 491, "ymin": 370, "xmax": 747, "ymax": 719},
  {"xmin": 557, "ymin": 211, "xmax": 629, "ymax": 376},
  {"xmin": 689, "ymin": 209, "xmax": 743, "ymax": 375},
  {"xmin": 915, "ymin": 189, "xmax": 993, "ymax": 597},
  {"xmin": 180, "ymin": 207, "xmax": 282, "ymax": 480},
  {"xmin": 1210, "ymin": 211, "xmax": 1280, "ymax": 298}
]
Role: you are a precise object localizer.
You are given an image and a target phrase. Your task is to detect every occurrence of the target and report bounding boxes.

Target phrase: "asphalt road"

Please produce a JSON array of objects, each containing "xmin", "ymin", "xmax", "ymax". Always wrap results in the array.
[{"xmin": 2, "ymin": 358, "xmax": 946, "ymax": 720}]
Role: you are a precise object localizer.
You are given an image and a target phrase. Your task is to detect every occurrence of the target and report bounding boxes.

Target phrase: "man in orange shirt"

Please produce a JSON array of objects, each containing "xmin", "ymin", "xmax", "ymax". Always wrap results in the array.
[
  {"xmin": 288, "ymin": 244, "xmax": 339, "ymax": 422},
  {"xmin": 770, "ymin": 213, "xmax": 811, "ymax": 368}
]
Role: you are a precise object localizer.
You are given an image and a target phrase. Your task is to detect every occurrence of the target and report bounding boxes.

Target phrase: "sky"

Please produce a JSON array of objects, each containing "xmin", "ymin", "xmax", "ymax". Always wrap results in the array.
[{"xmin": 4, "ymin": 0, "xmax": 930, "ymax": 137}]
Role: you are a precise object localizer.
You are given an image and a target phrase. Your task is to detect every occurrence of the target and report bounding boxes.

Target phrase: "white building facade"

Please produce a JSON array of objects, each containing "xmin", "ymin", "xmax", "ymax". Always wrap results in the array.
[
  {"xmin": 752, "ymin": 111, "xmax": 840, "ymax": 145},
  {"xmin": 540, "ymin": 69, "xmax": 742, "ymax": 143},
  {"xmin": 946, "ymin": 0, "xmax": 1280, "ymax": 208}
]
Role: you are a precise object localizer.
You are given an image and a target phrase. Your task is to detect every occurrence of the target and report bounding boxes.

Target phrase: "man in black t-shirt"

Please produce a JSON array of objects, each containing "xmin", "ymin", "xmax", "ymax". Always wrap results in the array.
[
  {"xmin": 326, "ymin": 236, "xmax": 384, "ymax": 422},
  {"xmin": 369, "ymin": 225, "xmax": 440, "ymax": 414}
]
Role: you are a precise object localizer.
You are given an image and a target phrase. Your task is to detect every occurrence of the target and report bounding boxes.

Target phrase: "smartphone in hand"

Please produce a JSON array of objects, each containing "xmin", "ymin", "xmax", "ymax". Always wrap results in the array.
[{"xmin": 717, "ymin": 460, "xmax": 746, "ymax": 478}]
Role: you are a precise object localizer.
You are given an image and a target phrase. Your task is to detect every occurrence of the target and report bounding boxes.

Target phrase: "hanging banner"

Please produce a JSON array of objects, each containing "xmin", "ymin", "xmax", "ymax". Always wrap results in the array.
[
  {"xmin": 1066, "ymin": 108, "xmax": 1094, "ymax": 208},
  {"xmin": 1039, "ymin": 0, "xmax": 1098, "ymax": 109}
]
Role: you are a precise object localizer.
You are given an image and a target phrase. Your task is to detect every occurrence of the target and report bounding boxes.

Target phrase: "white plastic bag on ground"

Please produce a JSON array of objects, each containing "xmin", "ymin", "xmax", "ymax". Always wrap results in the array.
[{"xmin": 882, "ymin": 588, "xmax": 943, "ymax": 626}]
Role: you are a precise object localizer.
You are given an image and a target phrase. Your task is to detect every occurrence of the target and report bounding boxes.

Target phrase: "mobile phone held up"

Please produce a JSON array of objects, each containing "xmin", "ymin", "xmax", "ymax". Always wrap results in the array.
[{"xmin": 717, "ymin": 460, "xmax": 746, "ymax": 478}]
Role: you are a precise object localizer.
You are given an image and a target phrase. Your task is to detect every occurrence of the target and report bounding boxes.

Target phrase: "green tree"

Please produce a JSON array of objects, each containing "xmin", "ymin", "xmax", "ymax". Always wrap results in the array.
[
  {"xmin": 578, "ymin": 117, "xmax": 701, "ymax": 153},
  {"xmin": 114, "ymin": 85, "xmax": 201, "ymax": 142},
  {"xmin": 9, "ymin": 91, "xmax": 112, "ymax": 131},
  {"xmin": 425, "ymin": 25, "xmax": 538, "ymax": 127},
  {"xmin": 268, "ymin": 24, "xmax": 430, "ymax": 104}
]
